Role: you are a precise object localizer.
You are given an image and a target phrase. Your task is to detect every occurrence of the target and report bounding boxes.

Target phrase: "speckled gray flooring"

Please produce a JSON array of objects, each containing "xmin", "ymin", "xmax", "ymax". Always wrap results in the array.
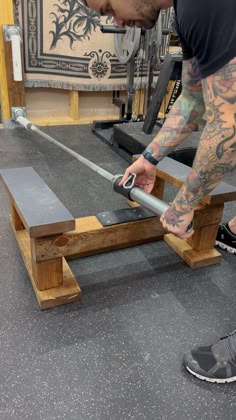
[{"xmin": 0, "ymin": 125, "xmax": 236, "ymax": 420}]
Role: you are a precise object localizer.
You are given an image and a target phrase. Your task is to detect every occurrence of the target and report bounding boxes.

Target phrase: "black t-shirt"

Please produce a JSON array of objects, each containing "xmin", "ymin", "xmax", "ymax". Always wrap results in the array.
[{"xmin": 173, "ymin": 0, "xmax": 236, "ymax": 78}]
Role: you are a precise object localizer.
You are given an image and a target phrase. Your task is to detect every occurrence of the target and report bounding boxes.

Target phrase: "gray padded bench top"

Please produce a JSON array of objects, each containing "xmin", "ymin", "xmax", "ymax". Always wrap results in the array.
[{"xmin": 0, "ymin": 167, "xmax": 75, "ymax": 237}]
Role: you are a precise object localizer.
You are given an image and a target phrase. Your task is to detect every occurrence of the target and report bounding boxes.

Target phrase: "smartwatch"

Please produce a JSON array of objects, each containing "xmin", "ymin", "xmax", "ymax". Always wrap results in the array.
[{"xmin": 142, "ymin": 150, "xmax": 159, "ymax": 166}]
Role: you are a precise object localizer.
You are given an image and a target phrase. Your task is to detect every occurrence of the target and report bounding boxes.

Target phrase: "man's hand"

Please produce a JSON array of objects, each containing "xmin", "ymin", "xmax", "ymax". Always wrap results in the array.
[
  {"xmin": 160, "ymin": 204, "xmax": 194, "ymax": 239},
  {"xmin": 119, "ymin": 155, "xmax": 157, "ymax": 193}
]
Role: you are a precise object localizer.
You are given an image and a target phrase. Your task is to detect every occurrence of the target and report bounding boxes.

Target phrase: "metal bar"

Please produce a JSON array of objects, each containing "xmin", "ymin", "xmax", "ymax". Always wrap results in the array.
[
  {"xmin": 129, "ymin": 187, "xmax": 169, "ymax": 214},
  {"xmin": 100, "ymin": 25, "xmax": 126, "ymax": 34},
  {"xmin": 16, "ymin": 116, "xmax": 114, "ymax": 183},
  {"xmin": 16, "ymin": 116, "xmax": 171, "ymax": 218}
]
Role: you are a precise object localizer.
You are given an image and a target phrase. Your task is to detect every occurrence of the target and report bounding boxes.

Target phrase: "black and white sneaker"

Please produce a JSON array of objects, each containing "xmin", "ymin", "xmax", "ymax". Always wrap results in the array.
[
  {"xmin": 215, "ymin": 224, "xmax": 236, "ymax": 255},
  {"xmin": 183, "ymin": 330, "xmax": 236, "ymax": 383}
]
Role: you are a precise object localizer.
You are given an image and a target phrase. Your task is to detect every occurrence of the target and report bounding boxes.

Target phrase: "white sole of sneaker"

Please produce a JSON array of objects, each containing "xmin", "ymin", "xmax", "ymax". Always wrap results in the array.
[
  {"xmin": 186, "ymin": 366, "xmax": 236, "ymax": 383},
  {"xmin": 215, "ymin": 241, "xmax": 236, "ymax": 255}
]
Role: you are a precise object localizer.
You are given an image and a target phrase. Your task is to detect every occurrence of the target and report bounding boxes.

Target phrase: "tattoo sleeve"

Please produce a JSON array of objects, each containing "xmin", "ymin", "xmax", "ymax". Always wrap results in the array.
[
  {"xmin": 174, "ymin": 56, "xmax": 236, "ymax": 214},
  {"xmin": 144, "ymin": 57, "xmax": 205, "ymax": 160}
]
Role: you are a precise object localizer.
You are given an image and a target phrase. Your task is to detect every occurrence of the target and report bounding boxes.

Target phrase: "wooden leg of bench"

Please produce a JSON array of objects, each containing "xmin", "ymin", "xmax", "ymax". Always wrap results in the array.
[
  {"xmin": 187, "ymin": 223, "xmax": 219, "ymax": 251},
  {"xmin": 10, "ymin": 230, "xmax": 81, "ymax": 310},
  {"xmin": 164, "ymin": 234, "xmax": 222, "ymax": 269},
  {"xmin": 152, "ymin": 177, "xmax": 165, "ymax": 200},
  {"xmin": 165, "ymin": 204, "xmax": 223, "ymax": 269},
  {"xmin": 31, "ymin": 250, "xmax": 64, "ymax": 291}
]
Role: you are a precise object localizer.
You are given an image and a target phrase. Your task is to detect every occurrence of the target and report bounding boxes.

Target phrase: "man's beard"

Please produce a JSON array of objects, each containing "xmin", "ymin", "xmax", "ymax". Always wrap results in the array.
[{"xmin": 134, "ymin": 1, "xmax": 160, "ymax": 29}]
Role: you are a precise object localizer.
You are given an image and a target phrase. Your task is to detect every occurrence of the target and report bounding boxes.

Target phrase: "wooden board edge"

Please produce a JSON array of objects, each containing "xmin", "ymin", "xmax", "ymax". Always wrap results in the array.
[
  {"xmin": 164, "ymin": 233, "xmax": 222, "ymax": 269},
  {"xmin": 14, "ymin": 229, "xmax": 81, "ymax": 310},
  {"xmin": 164, "ymin": 233, "xmax": 192, "ymax": 259},
  {"xmin": 183, "ymin": 249, "xmax": 222, "ymax": 269}
]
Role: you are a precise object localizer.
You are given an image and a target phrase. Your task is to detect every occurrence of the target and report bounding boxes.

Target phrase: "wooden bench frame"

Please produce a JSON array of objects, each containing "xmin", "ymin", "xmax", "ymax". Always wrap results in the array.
[
  {"xmin": 0, "ymin": 167, "xmax": 164, "ymax": 309},
  {"xmin": 1, "ymin": 160, "xmax": 236, "ymax": 310},
  {"xmin": 133, "ymin": 155, "xmax": 236, "ymax": 269}
]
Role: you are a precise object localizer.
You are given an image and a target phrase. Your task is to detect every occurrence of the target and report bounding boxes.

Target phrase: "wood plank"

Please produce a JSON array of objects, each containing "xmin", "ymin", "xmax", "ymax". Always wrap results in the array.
[
  {"xmin": 186, "ymin": 203, "xmax": 224, "ymax": 252},
  {"xmin": 202, "ymin": 183, "xmax": 236, "ymax": 205},
  {"xmin": 69, "ymin": 90, "xmax": 79, "ymax": 121},
  {"xmin": 10, "ymin": 201, "xmax": 25, "ymax": 231},
  {"xmin": 32, "ymin": 257, "xmax": 63, "ymax": 291},
  {"xmin": 31, "ymin": 237, "xmax": 63, "ymax": 290},
  {"xmin": 0, "ymin": 5, "xmax": 25, "ymax": 122},
  {"xmin": 164, "ymin": 234, "xmax": 222, "ymax": 269},
  {"xmin": 187, "ymin": 224, "xmax": 220, "ymax": 252},
  {"xmin": 15, "ymin": 229, "xmax": 81, "ymax": 310},
  {"xmin": 33, "ymin": 215, "xmax": 165, "ymax": 262},
  {"xmin": 164, "ymin": 233, "xmax": 192, "ymax": 259},
  {"xmin": 191, "ymin": 203, "xmax": 223, "ymax": 229},
  {"xmin": 0, "ymin": 26, "xmax": 11, "ymax": 122},
  {"xmin": 26, "ymin": 88, "xmax": 76, "ymax": 123},
  {"xmin": 183, "ymin": 249, "xmax": 222, "ymax": 269},
  {"xmin": 0, "ymin": 167, "xmax": 75, "ymax": 237},
  {"xmin": 155, "ymin": 157, "xmax": 189, "ymax": 188},
  {"xmin": 156, "ymin": 158, "xmax": 236, "ymax": 204},
  {"xmin": 0, "ymin": 0, "xmax": 14, "ymax": 23},
  {"xmin": 134, "ymin": 88, "xmax": 145, "ymax": 117},
  {"xmin": 0, "ymin": 1, "xmax": 15, "ymax": 122}
]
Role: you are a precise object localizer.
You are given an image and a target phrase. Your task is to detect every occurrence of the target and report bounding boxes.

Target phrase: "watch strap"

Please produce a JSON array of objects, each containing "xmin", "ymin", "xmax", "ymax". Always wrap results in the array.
[{"xmin": 142, "ymin": 150, "xmax": 159, "ymax": 166}]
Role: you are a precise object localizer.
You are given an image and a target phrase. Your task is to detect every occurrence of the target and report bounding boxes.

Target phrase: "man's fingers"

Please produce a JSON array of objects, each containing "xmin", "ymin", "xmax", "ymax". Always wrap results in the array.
[
  {"xmin": 160, "ymin": 222, "xmax": 195, "ymax": 239},
  {"xmin": 119, "ymin": 172, "xmax": 129, "ymax": 186},
  {"xmin": 178, "ymin": 229, "xmax": 194, "ymax": 239}
]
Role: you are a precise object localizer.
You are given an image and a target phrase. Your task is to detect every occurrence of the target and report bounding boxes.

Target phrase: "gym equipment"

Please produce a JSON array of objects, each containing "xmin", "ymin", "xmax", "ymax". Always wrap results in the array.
[
  {"xmin": 12, "ymin": 117, "xmax": 236, "ymax": 241},
  {"xmin": 0, "ymin": 164, "xmax": 163, "ymax": 309},
  {"xmin": 93, "ymin": 10, "xmax": 177, "ymax": 155},
  {"xmin": 2, "ymin": 123, "xmax": 236, "ymax": 310},
  {"xmin": 2, "ymin": 118, "xmax": 236, "ymax": 309},
  {"xmin": 142, "ymin": 14, "xmax": 163, "ymax": 113},
  {"xmin": 16, "ymin": 115, "xmax": 170, "ymax": 216},
  {"xmin": 92, "ymin": 25, "xmax": 144, "ymax": 145},
  {"xmin": 92, "ymin": 15, "xmax": 172, "ymax": 145},
  {"xmin": 112, "ymin": 53, "xmax": 183, "ymax": 162},
  {"xmin": 95, "ymin": 24, "xmax": 184, "ymax": 162},
  {"xmin": 113, "ymin": 27, "xmax": 142, "ymax": 64}
]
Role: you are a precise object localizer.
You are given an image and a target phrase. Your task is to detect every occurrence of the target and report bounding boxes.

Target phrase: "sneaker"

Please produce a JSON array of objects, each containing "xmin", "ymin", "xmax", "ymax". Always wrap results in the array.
[
  {"xmin": 183, "ymin": 330, "xmax": 236, "ymax": 383},
  {"xmin": 215, "ymin": 224, "xmax": 236, "ymax": 255}
]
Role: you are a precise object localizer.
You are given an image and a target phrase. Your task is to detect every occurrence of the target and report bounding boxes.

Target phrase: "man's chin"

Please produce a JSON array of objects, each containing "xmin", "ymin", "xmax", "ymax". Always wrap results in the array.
[
  {"xmin": 128, "ymin": 20, "xmax": 155, "ymax": 29},
  {"xmin": 142, "ymin": 21, "xmax": 156, "ymax": 29}
]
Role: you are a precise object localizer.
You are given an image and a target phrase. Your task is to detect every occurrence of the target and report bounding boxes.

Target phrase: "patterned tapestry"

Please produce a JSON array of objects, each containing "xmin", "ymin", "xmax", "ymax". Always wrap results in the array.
[{"xmin": 18, "ymin": 0, "xmax": 135, "ymax": 91}]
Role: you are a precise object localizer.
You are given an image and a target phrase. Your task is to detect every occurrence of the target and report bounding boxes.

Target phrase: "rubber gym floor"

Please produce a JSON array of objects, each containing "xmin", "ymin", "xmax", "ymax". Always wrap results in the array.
[{"xmin": 0, "ymin": 124, "xmax": 236, "ymax": 420}]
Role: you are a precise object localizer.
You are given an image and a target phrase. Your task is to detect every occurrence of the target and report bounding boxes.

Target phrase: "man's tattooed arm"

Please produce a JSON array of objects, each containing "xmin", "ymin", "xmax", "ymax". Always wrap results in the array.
[
  {"xmin": 144, "ymin": 57, "xmax": 205, "ymax": 160},
  {"xmin": 168, "ymin": 57, "xmax": 236, "ymax": 224}
]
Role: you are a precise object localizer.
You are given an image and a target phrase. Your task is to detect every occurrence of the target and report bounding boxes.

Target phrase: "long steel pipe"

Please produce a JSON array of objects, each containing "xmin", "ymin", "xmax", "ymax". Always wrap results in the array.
[
  {"xmin": 17, "ymin": 116, "xmax": 113, "ymax": 182},
  {"xmin": 16, "ymin": 116, "xmax": 170, "ymax": 217}
]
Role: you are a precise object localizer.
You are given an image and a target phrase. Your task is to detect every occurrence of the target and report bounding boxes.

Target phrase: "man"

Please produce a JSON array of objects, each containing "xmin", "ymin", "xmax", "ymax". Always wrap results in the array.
[{"xmin": 86, "ymin": 0, "xmax": 236, "ymax": 382}]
